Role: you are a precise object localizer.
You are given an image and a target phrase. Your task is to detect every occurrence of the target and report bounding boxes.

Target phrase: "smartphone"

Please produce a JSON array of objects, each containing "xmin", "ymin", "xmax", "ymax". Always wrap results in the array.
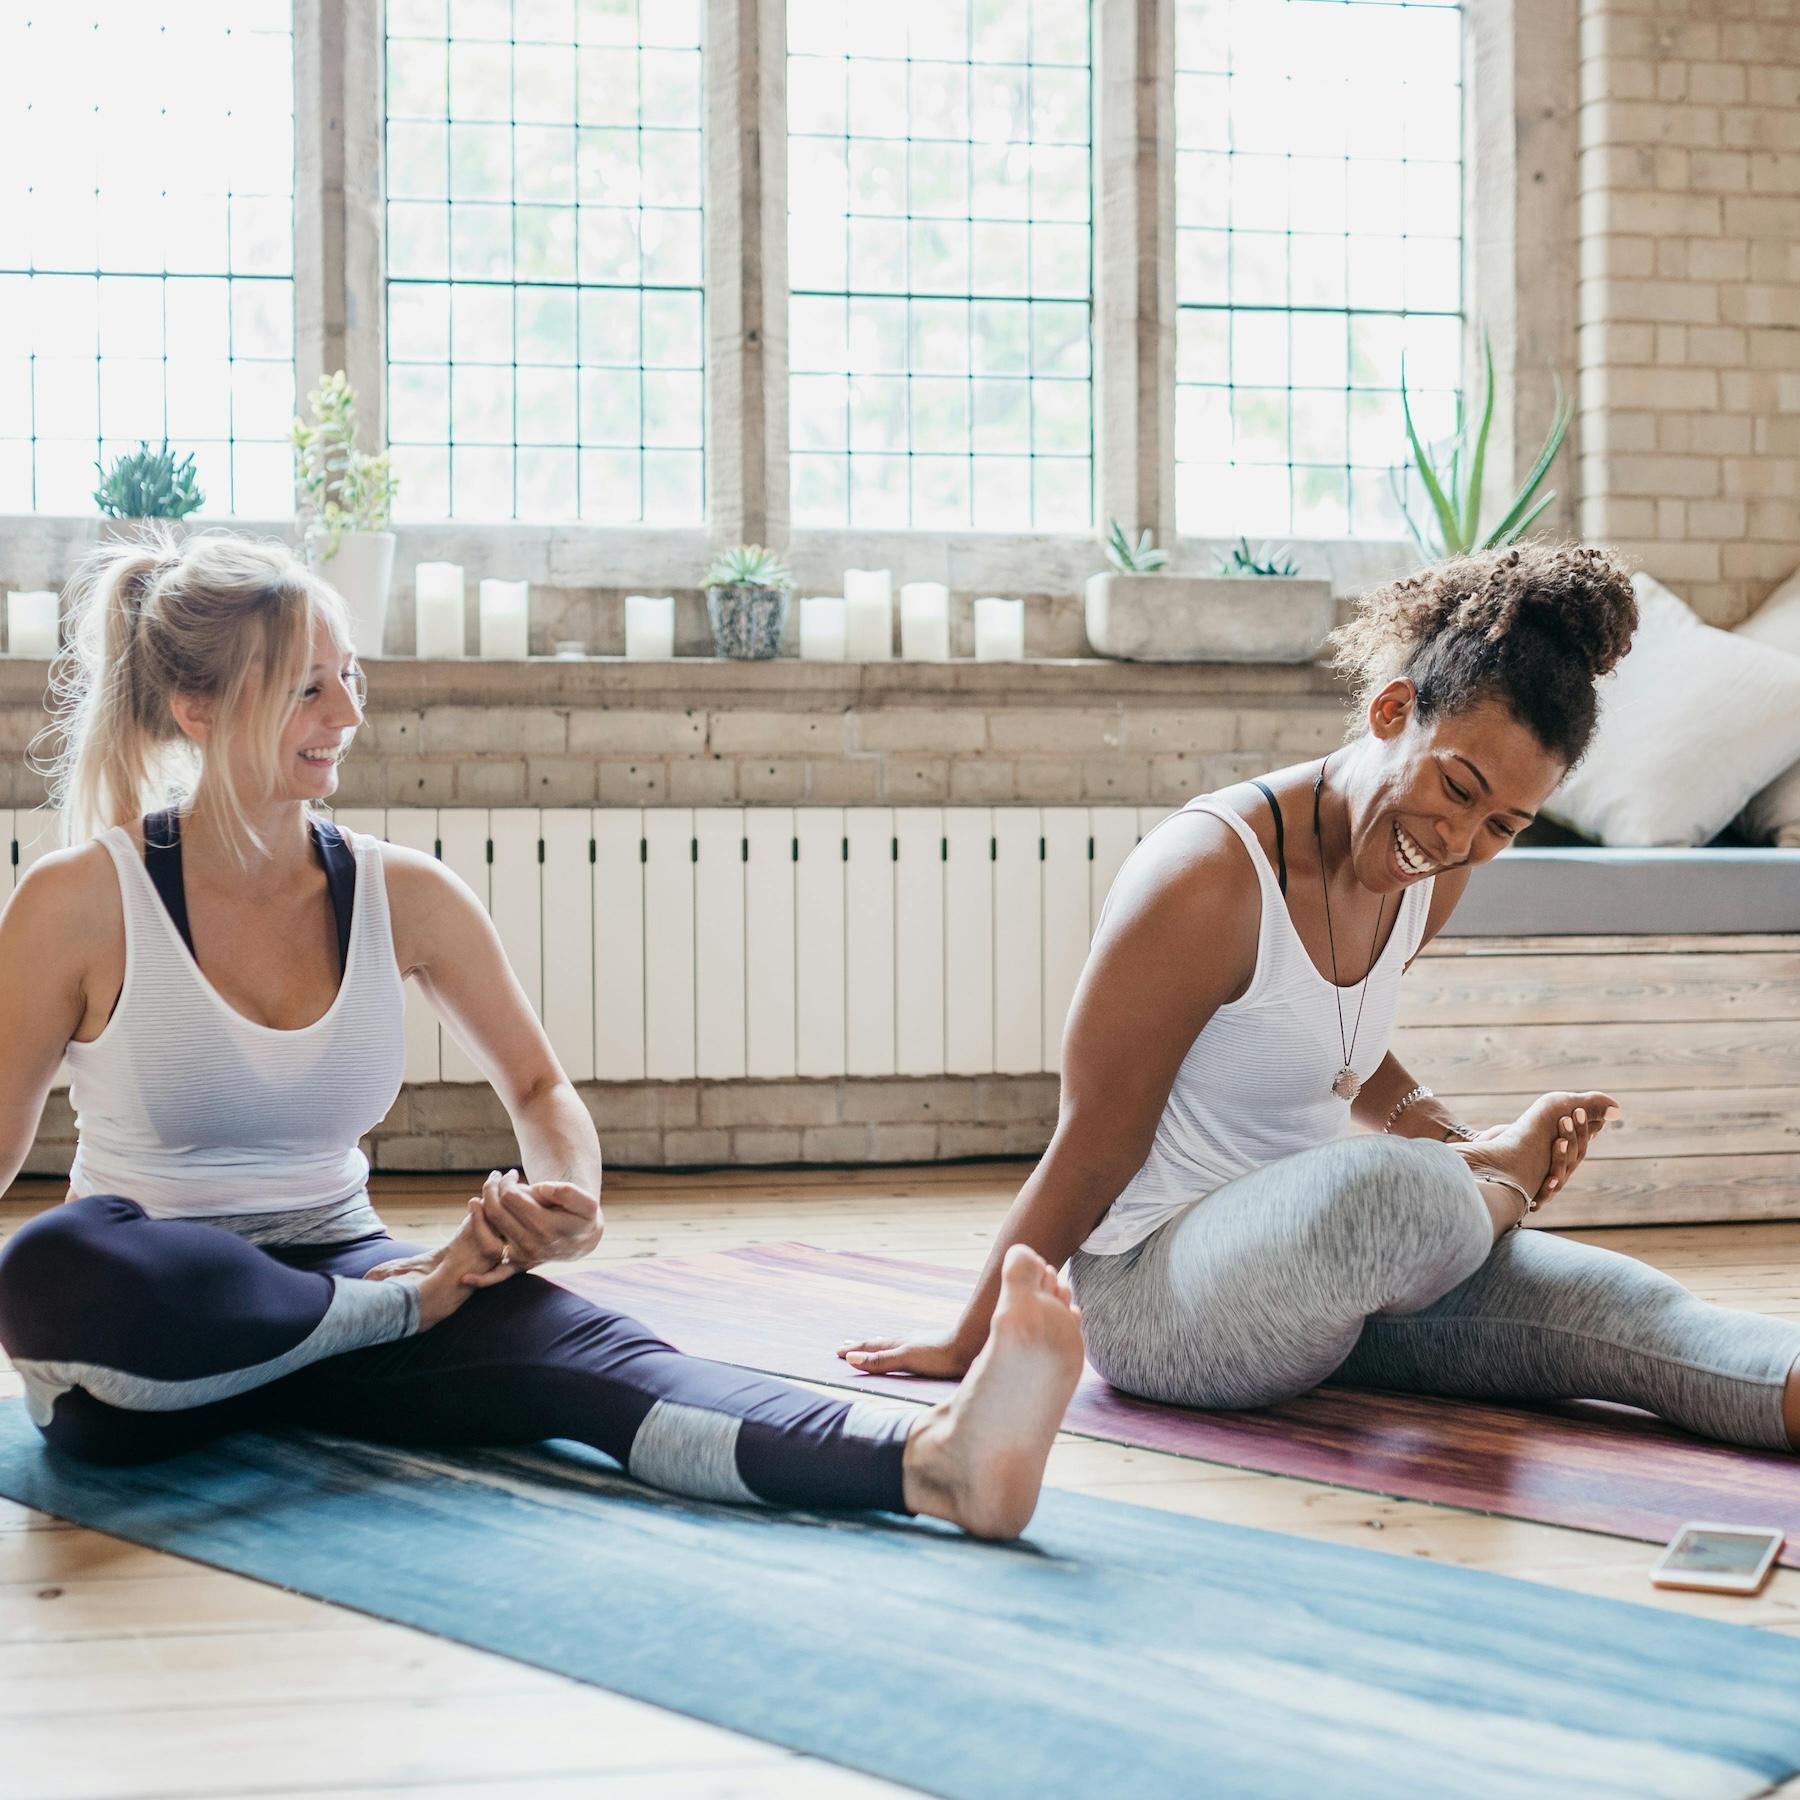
[{"xmin": 1650, "ymin": 1522, "xmax": 1784, "ymax": 1595}]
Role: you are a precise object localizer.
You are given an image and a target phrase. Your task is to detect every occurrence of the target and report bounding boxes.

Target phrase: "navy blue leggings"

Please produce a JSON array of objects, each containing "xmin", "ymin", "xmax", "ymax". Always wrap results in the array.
[{"xmin": 0, "ymin": 1196, "xmax": 911, "ymax": 1512}]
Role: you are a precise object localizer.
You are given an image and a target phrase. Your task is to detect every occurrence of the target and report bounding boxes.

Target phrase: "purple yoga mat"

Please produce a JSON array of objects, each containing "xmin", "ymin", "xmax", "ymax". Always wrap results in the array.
[{"xmin": 551, "ymin": 1242, "xmax": 1800, "ymax": 1566}]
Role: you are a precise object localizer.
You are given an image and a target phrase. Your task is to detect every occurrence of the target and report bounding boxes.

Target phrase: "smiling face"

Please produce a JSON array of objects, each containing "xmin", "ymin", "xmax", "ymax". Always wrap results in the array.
[
  {"xmin": 1345, "ymin": 680, "xmax": 1567, "ymax": 894},
  {"xmin": 280, "ymin": 610, "xmax": 366, "ymax": 802}
]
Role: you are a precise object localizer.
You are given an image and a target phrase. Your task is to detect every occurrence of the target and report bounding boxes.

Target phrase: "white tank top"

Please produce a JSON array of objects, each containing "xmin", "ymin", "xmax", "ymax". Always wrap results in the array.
[
  {"xmin": 1080, "ymin": 797, "xmax": 1436, "ymax": 1255},
  {"xmin": 65, "ymin": 825, "xmax": 407, "ymax": 1220}
]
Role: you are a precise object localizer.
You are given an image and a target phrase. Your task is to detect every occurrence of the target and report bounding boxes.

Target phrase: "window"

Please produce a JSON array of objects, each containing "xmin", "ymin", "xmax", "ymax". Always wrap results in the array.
[
  {"xmin": 787, "ymin": 0, "xmax": 1093, "ymax": 532},
  {"xmin": 1173, "ymin": 0, "xmax": 1462, "ymax": 540},
  {"xmin": 384, "ymin": 0, "xmax": 705, "ymax": 524},
  {"xmin": 0, "ymin": 5, "xmax": 296, "ymax": 517}
]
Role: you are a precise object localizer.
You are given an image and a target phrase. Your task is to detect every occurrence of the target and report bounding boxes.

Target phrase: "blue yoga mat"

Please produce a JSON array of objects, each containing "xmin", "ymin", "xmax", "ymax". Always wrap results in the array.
[{"xmin": 2, "ymin": 1400, "xmax": 1796, "ymax": 1800}]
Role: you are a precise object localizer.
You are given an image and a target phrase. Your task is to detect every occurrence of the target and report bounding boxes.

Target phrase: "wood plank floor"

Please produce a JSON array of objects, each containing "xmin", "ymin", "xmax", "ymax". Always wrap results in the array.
[{"xmin": 3, "ymin": 1168, "xmax": 1798, "ymax": 1800}]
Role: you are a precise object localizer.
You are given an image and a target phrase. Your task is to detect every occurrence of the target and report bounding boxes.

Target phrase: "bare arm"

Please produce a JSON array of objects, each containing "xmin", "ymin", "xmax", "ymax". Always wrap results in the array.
[
  {"xmin": 386, "ymin": 846, "xmax": 602, "ymax": 1264},
  {"xmin": 0, "ymin": 854, "xmax": 101, "ymax": 1194},
  {"xmin": 842, "ymin": 814, "xmax": 1260, "ymax": 1377}
]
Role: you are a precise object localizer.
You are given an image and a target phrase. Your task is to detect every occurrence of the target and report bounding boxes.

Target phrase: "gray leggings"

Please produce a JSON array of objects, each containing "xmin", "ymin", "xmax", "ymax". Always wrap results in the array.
[{"xmin": 1069, "ymin": 1136, "xmax": 1800, "ymax": 1452}]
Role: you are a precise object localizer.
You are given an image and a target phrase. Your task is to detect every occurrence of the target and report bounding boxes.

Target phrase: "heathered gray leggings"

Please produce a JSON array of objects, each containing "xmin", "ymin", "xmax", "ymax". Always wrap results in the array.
[{"xmin": 1069, "ymin": 1135, "xmax": 1800, "ymax": 1452}]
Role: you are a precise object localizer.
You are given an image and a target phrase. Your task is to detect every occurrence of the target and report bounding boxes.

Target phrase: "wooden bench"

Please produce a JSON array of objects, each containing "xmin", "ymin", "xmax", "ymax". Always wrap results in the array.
[{"xmin": 1396, "ymin": 932, "xmax": 1800, "ymax": 1227}]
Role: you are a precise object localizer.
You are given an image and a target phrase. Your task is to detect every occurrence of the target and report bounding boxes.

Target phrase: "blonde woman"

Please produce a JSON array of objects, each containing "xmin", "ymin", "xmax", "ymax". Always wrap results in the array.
[
  {"xmin": 844, "ymin": 544, "xmax": 1800, "ymax": 1456},
  {"xmin": 0, "ymin": 528, "xmax": 1081, "ymax": 1539}
]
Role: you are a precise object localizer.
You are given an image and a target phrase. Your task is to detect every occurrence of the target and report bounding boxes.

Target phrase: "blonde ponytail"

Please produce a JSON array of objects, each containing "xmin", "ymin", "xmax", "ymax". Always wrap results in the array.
[{"xmin": 33, "ymin": 525, "xmax": 348, "ymax": 866}]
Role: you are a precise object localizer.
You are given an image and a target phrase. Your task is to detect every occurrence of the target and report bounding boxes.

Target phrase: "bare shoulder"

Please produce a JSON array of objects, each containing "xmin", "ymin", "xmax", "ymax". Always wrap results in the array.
[
  {"xmin": 0, "ymin": 838, "xmax": 123, "ymax": 1007},
  {"xmin": 1099, "ymin": 806, "xmax": 1263, "ymax": 1001},
  {"xmin": 3, "ymin": 837, "xmax": 120, "ymax": 936},
  {"xmin": 371, "ymin": 836, "xmax": 486, "ymax": 976}
]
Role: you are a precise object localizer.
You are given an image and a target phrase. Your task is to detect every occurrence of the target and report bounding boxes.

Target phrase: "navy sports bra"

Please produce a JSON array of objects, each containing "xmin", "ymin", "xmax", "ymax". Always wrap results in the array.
[{"xmin": 141, "ymin": 808, "xmax": 356, "ymax": 975}]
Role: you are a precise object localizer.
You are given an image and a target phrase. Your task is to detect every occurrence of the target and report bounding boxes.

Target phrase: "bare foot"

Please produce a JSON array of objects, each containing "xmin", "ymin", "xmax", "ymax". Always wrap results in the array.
[
  {"xmin": 1465, "ymin": 1091, "xmax": 1614, "ymax": 1206},
  {"xmin": 900, "ymin": 1244, "xmax": 1084, "ymax": 1540},
  {"xmin": 390, "ymin": 1201, "xmax": 508, "ymax": 1330}
]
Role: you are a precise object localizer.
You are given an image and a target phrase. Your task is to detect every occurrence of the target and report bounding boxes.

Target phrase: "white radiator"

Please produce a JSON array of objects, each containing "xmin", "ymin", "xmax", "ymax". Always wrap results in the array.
[{"xmin": 3, "ymin": 806, "xmax": 1174, "ymax": 1087}]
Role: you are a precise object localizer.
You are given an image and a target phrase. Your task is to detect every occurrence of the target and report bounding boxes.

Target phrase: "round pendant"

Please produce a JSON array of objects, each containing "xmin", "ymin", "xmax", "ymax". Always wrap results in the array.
[{"xmin": 1332, "ymin": 1067, "xmax": 1362, "ymax": 1101}]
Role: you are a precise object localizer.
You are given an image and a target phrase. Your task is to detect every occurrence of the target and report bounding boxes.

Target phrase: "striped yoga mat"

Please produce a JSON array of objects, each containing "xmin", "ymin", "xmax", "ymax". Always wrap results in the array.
[
  {"xmin": 553, "ymin": 1243, "xmax": 1800, "ymax": 1566},
  {"xmin": 3, "ymin": 1400, "xmax": 1798, "ymax": 1800}
]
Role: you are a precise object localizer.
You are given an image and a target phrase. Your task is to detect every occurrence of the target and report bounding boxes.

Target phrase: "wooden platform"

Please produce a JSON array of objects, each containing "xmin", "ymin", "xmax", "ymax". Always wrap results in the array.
[
  {"xmin": 3, "ymin": 1167, "xmax": 1799, "ymax": 1799},
  {"xmin": 1397, "ymin": 933, "xmax": 1800, "ymax": 1227}
]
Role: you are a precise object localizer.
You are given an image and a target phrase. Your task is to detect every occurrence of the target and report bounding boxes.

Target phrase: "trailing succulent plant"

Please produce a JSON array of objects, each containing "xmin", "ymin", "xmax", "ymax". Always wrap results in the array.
[
  {"xmin": 93, "ymin": 442, "xmax": 205, "ymax": 520},
  {"xmin": 1103, "ymin": 518, "xmax": 1169, "ymax": 574},
  {"xmin": 291, "ymin": 370, "xmax": 399, "ymax": 561},
  {"xmin": 1216, "ymin": 534, "xmax": 1301, "ymax": 578},
  {"xmin": 703, "ymin": 544, "xmax": 792, "ymax": 590}
]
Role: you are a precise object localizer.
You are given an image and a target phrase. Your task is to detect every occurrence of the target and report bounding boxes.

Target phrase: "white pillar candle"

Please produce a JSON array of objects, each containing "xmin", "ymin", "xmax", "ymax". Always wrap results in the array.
[
  {"xmin": 478, "ymin": 578, "xmax": 530, "ymax": 659},
  {"xmin": 414, "ymin": 563, "xmax": 466, "ymax": 658},
  {"xmin": 973, "ymin": 595, "xmax": 1025, "ymax": 662},
  {"xmin": 798, "ymin": 596, "xmax": 848, "ymax": 661},
  {"xmin": 842, "ymin": 567, "xmax": 894, "ymax": 660},
  {"xmin": 899, "ymin": 581, "xmax": 951, "ymax": 660},
  {"xmin": 624, "ymin": 594, "xmax": 675, "ymax": 660},
  {"xmin": 5, "ymin": 590, "xmax": 59, "ymax": 656}
]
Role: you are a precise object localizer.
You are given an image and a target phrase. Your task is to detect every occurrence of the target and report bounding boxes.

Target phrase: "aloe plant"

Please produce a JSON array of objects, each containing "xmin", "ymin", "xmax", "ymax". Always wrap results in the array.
[
  {"xmin": 703, "ymin": 544, "xmax": 791, "ymax": 589},
  {"xmin": 1393, "ymin": 332, "xmax": 1571, "ymax": 560},
  {"xmin": 1217, "ymin": 534, "xmax": 1300, "ymax": 578},
  {"xmin": 93, "ymin": 442, "xmax": 205, "ymax": 520},
  {"xmin": 291, "ymin": 370, "xmax": 398, "ymax": 561},
  {"xmin": 1103, "ymin": 519, "xmax": 1168, "ymax": 574}
]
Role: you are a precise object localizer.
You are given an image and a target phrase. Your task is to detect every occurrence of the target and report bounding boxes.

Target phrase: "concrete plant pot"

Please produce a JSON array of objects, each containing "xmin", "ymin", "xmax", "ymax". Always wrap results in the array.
[
  {"xmin": 1084, "ymin": 571, "xmax": 1335, "ymax": 664},
  {"xmin": 311, "ymin": 530, "xmax": 397, "ymax": 658}
]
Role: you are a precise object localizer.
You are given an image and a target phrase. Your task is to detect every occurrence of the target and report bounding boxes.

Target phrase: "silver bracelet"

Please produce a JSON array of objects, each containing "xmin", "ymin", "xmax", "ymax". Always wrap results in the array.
[
  {"xmin": 1441, "ymin": 1121, "xmax": 1480, "ymax": 1143},
  {"xmin": 1471, "ymin": 1169, "xmax": 1538, "ymax": 1230},
  {"xmin": 1383, "ymin": 1085, "xmax": 1433, "ymax": 1133}
]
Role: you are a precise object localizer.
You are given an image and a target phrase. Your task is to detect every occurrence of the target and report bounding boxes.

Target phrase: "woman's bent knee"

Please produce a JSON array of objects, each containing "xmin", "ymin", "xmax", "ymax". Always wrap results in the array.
[
  {"xmin": 1301, "ymin": 1137, "xmax": 1490, "ymax": 1311},
  {"xmin": 0, "ymin": 1197, "xmax": 147, "ymax": 1356}
]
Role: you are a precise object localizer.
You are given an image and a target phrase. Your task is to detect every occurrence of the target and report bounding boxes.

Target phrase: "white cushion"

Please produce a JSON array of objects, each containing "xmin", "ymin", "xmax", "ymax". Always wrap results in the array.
[
  {"xmin": 1545, "ymin": 572, "xmax": 1800, "ymax": 847},
  {"xmin": 1734, "ymin": 568, "xmax": 1800, "ymax": 846}
]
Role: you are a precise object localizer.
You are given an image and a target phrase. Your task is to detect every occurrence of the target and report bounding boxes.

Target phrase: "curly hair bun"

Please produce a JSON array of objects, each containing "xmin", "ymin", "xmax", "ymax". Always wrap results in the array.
[{"xmin": 1326, "ymin": 541, "xmax": 1639, "ymax": 767}]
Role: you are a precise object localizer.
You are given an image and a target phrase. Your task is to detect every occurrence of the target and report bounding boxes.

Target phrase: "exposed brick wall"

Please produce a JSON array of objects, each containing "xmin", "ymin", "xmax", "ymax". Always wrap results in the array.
[
  {"xmin": 21, "ymin": 1078, "xmax": 1061, "ymax": 1179},
  {"xmin": 0, "ymin": 658, "xmax": 1352, "ymax": 812},
  {"xmin": 1577, "ymin": 0, "xmax": 1800, "ymax": 624}
]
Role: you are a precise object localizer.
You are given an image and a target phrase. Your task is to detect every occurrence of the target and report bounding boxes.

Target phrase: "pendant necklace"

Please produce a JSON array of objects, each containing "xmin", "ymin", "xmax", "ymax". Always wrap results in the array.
[{"xmin": 1313, "ymin": 755, "xmax": 1389, "ymax": 1102}]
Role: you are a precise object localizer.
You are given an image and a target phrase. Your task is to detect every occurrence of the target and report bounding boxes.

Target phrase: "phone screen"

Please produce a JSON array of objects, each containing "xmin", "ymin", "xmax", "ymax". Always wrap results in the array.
[{"xmin": 1665, "ymin": 1528, "xmax": 1778, "ymax": 1574}]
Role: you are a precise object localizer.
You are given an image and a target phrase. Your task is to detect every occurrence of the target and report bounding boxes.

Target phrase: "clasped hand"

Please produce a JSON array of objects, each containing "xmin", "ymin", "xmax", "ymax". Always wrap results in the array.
[{"xmin": 365, "ymin": 1167, "xmax": 603, "ymax": 1288}]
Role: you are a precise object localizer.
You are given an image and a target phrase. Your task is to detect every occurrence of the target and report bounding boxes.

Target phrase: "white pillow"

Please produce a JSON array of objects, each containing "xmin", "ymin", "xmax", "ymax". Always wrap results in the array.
[
  {"xmin": 1734, "ymin": 568, "xmax": 1800, "ymax": 846},
  {"xmin": 1545, "ymin": 572, "xmax": 1800, "ymax": 847}
]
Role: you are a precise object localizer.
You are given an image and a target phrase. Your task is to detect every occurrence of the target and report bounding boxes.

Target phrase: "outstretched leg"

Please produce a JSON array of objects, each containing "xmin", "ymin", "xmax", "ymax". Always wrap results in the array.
[
  {"xmin": 275, "ymin": 1233, "xmax": 1083, "ymax": 1539},
  {"xmin": 1334, "ymin": 1226, "xmax": 1800, "ymax": 1452}
]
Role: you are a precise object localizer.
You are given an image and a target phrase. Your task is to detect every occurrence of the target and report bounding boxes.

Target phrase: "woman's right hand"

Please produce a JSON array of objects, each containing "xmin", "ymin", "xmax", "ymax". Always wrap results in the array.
[{"xmin": 836, "ymin": 1334, "xmax": 976, "ymax": 1379}]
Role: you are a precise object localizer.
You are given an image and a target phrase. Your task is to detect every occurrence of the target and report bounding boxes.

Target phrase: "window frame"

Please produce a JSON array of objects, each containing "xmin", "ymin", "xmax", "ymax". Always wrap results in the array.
[{"xmin": 10, "ymin": 0, "xmax": 1565, "ymax": 603}]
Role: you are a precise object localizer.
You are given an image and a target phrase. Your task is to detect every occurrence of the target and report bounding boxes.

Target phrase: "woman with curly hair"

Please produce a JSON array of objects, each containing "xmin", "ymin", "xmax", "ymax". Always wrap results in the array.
[{"xmin": 844, "ymin": 541, "xmax": 1800, "ymax": 1453}]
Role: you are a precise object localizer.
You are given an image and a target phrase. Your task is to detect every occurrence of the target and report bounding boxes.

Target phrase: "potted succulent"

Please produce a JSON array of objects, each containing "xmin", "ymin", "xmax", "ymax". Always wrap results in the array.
[
  {"xmin": 1393, "ymin": 330, "xmax": 1571, "ymax": 558},
  {"xmin": 1084, "ymin": 520, "xmax": 1334, "ymax": 663},
  {"xmin": 94, "ymin": 442, "xmax": 206, "ymax": 524},
  {"xmin": 292, "ymin": 371, "xmax": 400, "ymax": 657},
  {"xmin": 703, "ymin": 544, "xmax": 792, "ymax": 660}
]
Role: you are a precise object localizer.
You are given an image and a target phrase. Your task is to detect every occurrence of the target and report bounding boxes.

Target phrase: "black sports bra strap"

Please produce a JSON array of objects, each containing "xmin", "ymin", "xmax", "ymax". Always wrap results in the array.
[
  {"xmin": 141, "ymin": 806, "xmax": 194, "ymax": 957},
  {"xmin": 310, "ymin": 818, "xmax": 356, "ymax": 972},
  {"xmin": 139, "ymin": 809, "xmax": 354, "ymax": 975},
  {"xmin": 1248, "ymin": 779, "xmax": 1288, "ymax": 897}
]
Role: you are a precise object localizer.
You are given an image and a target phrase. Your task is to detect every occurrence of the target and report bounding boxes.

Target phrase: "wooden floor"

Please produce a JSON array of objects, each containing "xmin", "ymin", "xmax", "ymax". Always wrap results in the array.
[{"xmin": 3, "ymin": 1167, "xmax": 1799, "ymax": 1800}]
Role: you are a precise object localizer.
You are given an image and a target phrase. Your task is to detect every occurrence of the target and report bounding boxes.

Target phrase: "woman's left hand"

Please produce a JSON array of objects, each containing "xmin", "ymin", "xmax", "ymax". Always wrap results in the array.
[{"xmin": 467, "ymin": 1167, "xmax": 603, "ymax": 1283}]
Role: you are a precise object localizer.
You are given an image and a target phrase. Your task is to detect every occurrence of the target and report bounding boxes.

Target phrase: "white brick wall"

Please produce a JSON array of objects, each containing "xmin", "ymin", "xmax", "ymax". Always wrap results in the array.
[{"xmin": 1577, "ymin": 0, "xmax": 1800, "ymax": 624}]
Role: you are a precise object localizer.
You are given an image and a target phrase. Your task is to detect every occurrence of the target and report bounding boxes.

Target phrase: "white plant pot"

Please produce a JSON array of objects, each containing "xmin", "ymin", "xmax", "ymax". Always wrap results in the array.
[
  {"xmin": 311, "ymin": 530, "xmax": 397, "ymax": 658},
  {"xmin": 1084, "ymin": 571, "xmax": 1336, "ymax": 664}
]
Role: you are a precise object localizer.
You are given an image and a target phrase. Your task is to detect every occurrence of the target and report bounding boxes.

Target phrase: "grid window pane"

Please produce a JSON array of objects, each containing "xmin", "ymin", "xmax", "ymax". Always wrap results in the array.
[
  {"xmin": 788, "ymin": 0, "xmax": 1093, "ymax": 531},
  {"xmin": 386, "ymin": 3, "xmax": 704, "ymax": 524},
  {"xmin": 1, "ymin": 9, "xmax": 294, "ymax": 516},
  {"xmin": 1174, "ymin": 0, "xmax": 1462, "ymax": 541}
]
